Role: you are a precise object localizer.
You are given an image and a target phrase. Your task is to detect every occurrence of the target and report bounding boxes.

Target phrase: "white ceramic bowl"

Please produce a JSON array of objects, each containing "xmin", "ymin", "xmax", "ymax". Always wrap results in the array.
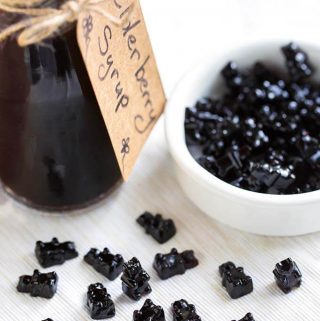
[{"xmin": 165, "ymin": 40, "xmax": 320, "ymax": 236}]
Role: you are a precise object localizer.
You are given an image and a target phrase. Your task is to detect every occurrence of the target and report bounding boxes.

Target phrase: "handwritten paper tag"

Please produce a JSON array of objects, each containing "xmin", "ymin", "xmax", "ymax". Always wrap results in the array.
[{"xmin": 77, "ymin": 0, "xmax": 166, "ymax": 180}]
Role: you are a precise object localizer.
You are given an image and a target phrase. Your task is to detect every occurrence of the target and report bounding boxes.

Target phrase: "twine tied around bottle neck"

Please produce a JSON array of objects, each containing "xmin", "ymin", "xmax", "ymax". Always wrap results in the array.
[{"xmin": 0, "ymin": 0, "xmax": 132, "ymax": 47}]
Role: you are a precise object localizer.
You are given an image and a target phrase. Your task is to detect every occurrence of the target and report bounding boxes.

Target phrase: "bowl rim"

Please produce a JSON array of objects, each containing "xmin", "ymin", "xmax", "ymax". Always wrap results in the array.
[{"xmin": 165, "ymin": 38, "xmax": 320, "ymax": 207}]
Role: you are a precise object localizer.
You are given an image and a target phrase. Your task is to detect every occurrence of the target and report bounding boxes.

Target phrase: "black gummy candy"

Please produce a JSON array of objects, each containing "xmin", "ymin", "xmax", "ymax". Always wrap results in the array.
[
  {"xmin": 121, "ymin": 257, "xmax": 152, "ymax": 301},
  {"xmin": 137, "ymin": 212, "xmax": 176, "ymax": 244},
  {"xmin": 172, "ymin": 299, "xmax": 201, "ymax": 321},
  {"xmin": 17, "ymin": 269, "xmax": 58, "ymax": 299},
  {"xmin": 133, "ymin": 299, "xmax": 166, "ymax": 321},
  {"xmin": 84, "ymin": 248, "xmax": 124, "ymax": 281},
  {"xmin": 221, "ymin": 61, "xmax": 247, "ymax": 89},
  {"xmin": 282, "ymin": 42, "xmax": 313, "ymax": 81},
  {"xmin": 153, "ymin": 248, "xmax": 199, "ymax": 280},
  {"xmin": 247, "ymin": 161, "xmax": 296, "ymax": 194},
  {"xmin": 232, "ymin": 313, "xmax": 255, "ymax": 321},
  {"xmin": 219, "ymin": 261, "xmax": 253, "ymax": 299},
  {"xmin": 219, "ymin": 261, "xmax": 236, "ymax": 276},
  {"xmin": 35, "ymin": 237, "xmax": 78, "ymax": 268},
  {"xmin": 87, "ymin": 283, "xmax": 115, "ymax": 320},
  {"xmin": 273, "ymin": 258, "xmax": 302, "ymax": 293},
  {"xmin": 185, "ymin": 43, "xmax": 320, "ymax": 195}
]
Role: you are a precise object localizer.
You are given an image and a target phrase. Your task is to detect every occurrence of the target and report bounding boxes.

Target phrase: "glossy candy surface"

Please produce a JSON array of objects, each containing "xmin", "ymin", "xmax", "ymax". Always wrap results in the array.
[
  {"xmin": 273, "ymin": 258, "xmax": 302, "ymax": 293},
  {"xmin": 35, "ymin": 237, "xmax": 78, "ymax": 268},
  {"xmin": 282, "ymin": 43, "xmax": 313, "ymax": 81},
  {"xmin": 17, "ymin": 269, "xmax": 58, "ymax": 299},
  {"xmin": 232, "ymin": 313, "xmax": 255, "ymax": 321},
  {"xmin": 84, "ymin": 248, "xmax": 124, "ymax": 281},
  {"xmin": 185, "ymin": 43, "xmax": 320, "ymax": 194},
  {"xmin": 153, "ymin": 248, "xmax": 199, "ymax": 280},
  {"xmin": 172, "ymin": 299, "xmax": 201, "ymax": 321},
  {"xmin": 133, "ymin": 299, "xmax": 166, "ymax": 321},
  {"xmin": 121, "ymin": 257, "xmax": 152, "ymax": 301},
  {"xmin": 137, "ymin": 212, "xmax": 176, "ymax": 244},
  {"xmin": 87, "ymin": 283, "xmax": 115, "ymax": 320},
  {"xmin": 219, "ymin": 261, "xmax": 253, "ymax": 299}
]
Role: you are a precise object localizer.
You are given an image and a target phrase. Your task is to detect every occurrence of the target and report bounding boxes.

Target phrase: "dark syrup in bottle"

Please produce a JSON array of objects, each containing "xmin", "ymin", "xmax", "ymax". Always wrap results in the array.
[{"xmin": 0, "ymin": 26, "xmax": 122, "ymax": 211}]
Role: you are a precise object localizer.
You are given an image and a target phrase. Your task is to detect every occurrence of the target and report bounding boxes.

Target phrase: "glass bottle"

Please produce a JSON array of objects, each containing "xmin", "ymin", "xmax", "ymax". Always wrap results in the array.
[{"xmin": 0, "ymin": 13, "xmax": 122, "ymax": 211}]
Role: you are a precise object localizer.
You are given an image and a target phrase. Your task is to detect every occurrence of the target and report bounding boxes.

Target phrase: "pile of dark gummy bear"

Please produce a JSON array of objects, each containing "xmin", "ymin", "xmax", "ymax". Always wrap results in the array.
[
  {"xmin": 185, "ymin": 42, "xmax": 320, "ymax": 194},
  {"xmin": 17, "ymin": 212, "xmax": 303, "ymax": 321}
]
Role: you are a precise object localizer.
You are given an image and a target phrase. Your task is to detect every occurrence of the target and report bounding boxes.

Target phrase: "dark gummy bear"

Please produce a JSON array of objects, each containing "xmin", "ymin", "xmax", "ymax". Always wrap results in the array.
[
  {"xmin": 243, "ymin": 118, "xmax": 269, "ymax": 149},
  {"xmin": 273, "ymin": 258, "xmax": 302, "ymax": 293},
  {"xmin": 35, "ymin": 237, "xmax": 78, "ymax": 268},
  {"xmin": 296, "ymin": 130, "xmax": 320, "ymax": 169},
  {"xmin": 219, "ymin": 262, "xmax": 253, "ymax": 299},
  {"xmin": 137, "ymin": 212, "xmax": 176, "ymax": 244},
  {"xmin": 153, "ymin": 248, "xmax": 199, "ymax": 280},
  {"xmin": 121, "ymin": 257, "xmax": 152, "ymax": 301},
  {"xmin": 282, "ymin": 42, "xmax": 313, "ymax": 81},
  {"xmin": 133, "ymin": 299, "xmax": 166, "ymax": 321},
  {"xmin": 87, "ymin": 283, "xmax": 115, "ymax": 320},
  {"xmin": 222, "ymin": 61, "xmax": 247, "ymax": 89},
  {"xmin": 247, "ymin": 162, "xmax": 296, "ymax": 194},
  {"xmin": 84, "ymin": 248, "xmax": 124, "ymax": 281},
  {"xmin": 17, "ymin": 269, "xmax": 58, "ymax": 299},
  {"xmin": 172, "ymin": 299, "xmax": 201, "ymax": 321},
  {"xmin": 232, "ymin": 313, "xmax": 255, "ymax": 321},
  {"xmin": 219, "ymin": 261, "xmax": 236, "ymax": 276}
]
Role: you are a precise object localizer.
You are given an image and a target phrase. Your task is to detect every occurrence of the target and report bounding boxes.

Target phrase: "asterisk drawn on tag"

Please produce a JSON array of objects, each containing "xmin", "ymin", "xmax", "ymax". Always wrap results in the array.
[
  {"xmin": 121, "ymin": 137, "xmax": 130, "ymax": 174},
  {"xmin": 82, "ymin": 14, "xmax": 93, "ymax": 60}
]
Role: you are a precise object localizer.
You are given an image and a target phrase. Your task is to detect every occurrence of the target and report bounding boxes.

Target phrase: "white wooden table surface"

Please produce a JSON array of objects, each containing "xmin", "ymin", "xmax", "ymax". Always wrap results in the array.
[{"xmin": 1, "ymin": 0, "xmax": 320, "ymax": 320}]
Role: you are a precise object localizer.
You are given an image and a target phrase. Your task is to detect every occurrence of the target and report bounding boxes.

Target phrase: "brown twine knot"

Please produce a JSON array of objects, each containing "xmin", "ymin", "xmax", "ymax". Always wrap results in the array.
[
  {"xmin": 0, "ymin": 0, "xmax": 133, "ymax": 47},
  {"xmin": 62, "ymin": 1, "xmax": 83, "ymax": 22}
]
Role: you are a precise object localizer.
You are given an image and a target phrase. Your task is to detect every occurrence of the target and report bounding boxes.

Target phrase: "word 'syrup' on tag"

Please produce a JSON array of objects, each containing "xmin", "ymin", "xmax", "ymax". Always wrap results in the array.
[{"xmin": 77, "ymin": 0, "xmax": 166, "ymax": 180}]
